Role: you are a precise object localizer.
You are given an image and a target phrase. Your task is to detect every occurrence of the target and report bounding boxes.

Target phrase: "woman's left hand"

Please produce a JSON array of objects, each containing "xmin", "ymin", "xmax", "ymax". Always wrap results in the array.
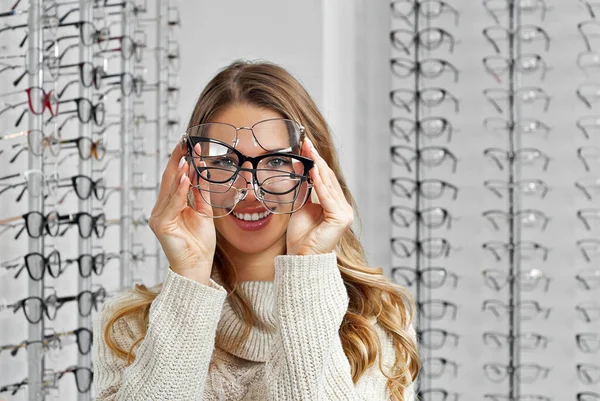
[{"xmin": 286, "ymin": 137, "xmax": 354, "ymax": 256}]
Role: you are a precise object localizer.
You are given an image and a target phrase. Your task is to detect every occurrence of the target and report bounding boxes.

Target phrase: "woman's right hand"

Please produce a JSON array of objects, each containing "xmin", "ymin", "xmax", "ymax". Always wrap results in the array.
[{"xmin": 148, "ymin": 142, "xmax": 216, "ymax": 285}]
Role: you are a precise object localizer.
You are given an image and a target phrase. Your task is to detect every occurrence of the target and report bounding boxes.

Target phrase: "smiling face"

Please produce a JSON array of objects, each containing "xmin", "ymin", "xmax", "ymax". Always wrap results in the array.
[{"xmin": 208, "ymin": 103, "xmax": 293, "ymax": 257}]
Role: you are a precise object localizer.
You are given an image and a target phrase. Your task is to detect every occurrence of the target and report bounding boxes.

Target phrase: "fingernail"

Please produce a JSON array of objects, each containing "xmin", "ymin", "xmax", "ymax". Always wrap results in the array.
[
  {"xmin": 307, "ymin": 138, "xmax": 319, "ymax": 155},
  {"xmin": 180, "ymin": 173, "xmax": 187, "ymax": 184},
  {"xmin": 178, "ymin": 156, "xmax": 186, "ymax": 169}
]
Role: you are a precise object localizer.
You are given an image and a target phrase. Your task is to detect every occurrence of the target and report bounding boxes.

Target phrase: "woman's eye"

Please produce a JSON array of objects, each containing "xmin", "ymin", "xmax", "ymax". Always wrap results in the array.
[{"xmin": 267, "ymin": 158, "xmax": 291, "ymax": 168}]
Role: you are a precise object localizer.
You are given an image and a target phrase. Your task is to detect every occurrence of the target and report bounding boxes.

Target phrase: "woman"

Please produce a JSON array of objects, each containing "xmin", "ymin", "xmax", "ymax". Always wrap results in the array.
[{"xmin": 93, "ymin": 61, "xmax": 420, "ymax": 400}]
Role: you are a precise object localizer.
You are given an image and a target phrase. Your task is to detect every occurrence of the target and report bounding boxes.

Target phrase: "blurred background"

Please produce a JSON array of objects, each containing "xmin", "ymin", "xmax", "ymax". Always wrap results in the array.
[{"xmin": 1, "ymin": 0, "xmax": 599, "ymax": 400}]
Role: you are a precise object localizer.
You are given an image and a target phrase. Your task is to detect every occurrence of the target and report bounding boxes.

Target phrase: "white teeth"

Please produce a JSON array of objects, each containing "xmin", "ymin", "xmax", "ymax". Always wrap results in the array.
[{"xmin": 233, "ymin": 210, "xmax": 271, "ymax": 221}]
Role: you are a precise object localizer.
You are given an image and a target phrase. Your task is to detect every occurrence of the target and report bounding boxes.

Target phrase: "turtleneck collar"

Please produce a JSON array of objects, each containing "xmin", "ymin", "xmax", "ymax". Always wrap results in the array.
[{"xmin": 211, "ymin": 269, "xmax": 277, "ymax": 362}]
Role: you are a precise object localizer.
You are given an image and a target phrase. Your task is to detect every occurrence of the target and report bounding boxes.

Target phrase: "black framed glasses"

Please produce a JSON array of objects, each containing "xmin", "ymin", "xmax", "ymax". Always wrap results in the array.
[
  {"xmin": 52, "ymin": 97, "xmax": 105, "ymax": 125},
  {"xmin": 392, "ymin": 266, "xmax": 458, "ymax": 289},
  {"xmin": 57, "ymin": 175, "xmax": 106, "ymax": 200},
  {"xmin": 59, "ymin": 137, "xmax": 106, "ymax": 160},
  {"xmin": 390, "ymin": 88, "xmax": 459, "ymax": 113},
  {"xmin": 483, "ymin": 147, "xmax": 550, "ymax": 171},
  {"xmin": 578, "ymin": 392, "xmax": 600, "ymax": 401},
  {"xmin": 484, "ymin": 179, "xmax": 550, "ymax": 199},
  {"xmin": 483, "ymin": 87, "xmax": 551, "ymax": 113},
  {"xmin": 56, "ymin": 366, "xmax": 93, "ymax": 393},
  {"xmin": 483, "ymin": 331, "xmax": 550, "ymax": 351},
  {"xmin": 3, "ymin": 294, "xmax": 59, "ymax": 323},
  {"xmin": 57, "ymin": 212, "xmax": 106, "ymax": 239},
  {"xmin": 483, "ymin": 25, "xmax": 551, "ymax": 54},
  {"xmin": 44, "ymin": 327, "xmax": 93, "ymax": 356},
  {"xmin": 390, "ymin": 27, "xmax": 456, "ymax": 54},
  {"xmin": 390, "ymin": 57, "xmax": 459, "ymax": 82},
  {"xmin": 63, "ymin": 252, "xmax": 115, "ymax": 278},
  {"xmin": 577, "ymin": 333, "xmax": 600, "ymax": 354},
  {"xmin": 483, "ymin": 241, "xmax": 549, "ymax": 261},
  {"xmin": 55, "ymin": 20, "xmax": 110, "ymax": 49},
  {"xmin": 483, "ymin": 299, "xmax": 552, "ymax": 320},
  {"xmin": 390, "ymin": 116, "xmax": 453, "ymax": 142},
  {"xmin": 418, "ymin": 299, "xmax": 458, "ymax": 321},
  {"xmin": 483, "ymin": 209, "xmax": 550, "ymax": 231},
  {"xmin": 54, "ymin": 287, "xmax": 106, "ymax": 317},
  {"xmin": 483, "ymin": 54, "xmax": 549, "ymax": 83},
  {"xmin": 390, "ymin": 206, "xmax": 453, "ymax": 229},
  {"xmin": 390, "ymin": 0, "xmax": 459, "ymax": 26},
  {"xmin": 418, "ymin": 329, "xmax": 459, "ymax": 350},
  {"xmin": 0, "ymin": 211, "xmax": 59, "ymax": 239},
  {"xmin": 483, "ymin": 363, "xmax": 550, "ymax": 383},
  {"xmin": 483, "ymin": 268, "xmax": 551, "ymax": 292},
  {"xmin": 57, "ymin": 62, "xmax": 106, "ymax": 91},
  {"xmin": 13, "ymin": 250, "xmax": 62, "ymax": 281},
  {"xmin": 184, "ymin": 136, "xmax": 314, "ymax": 217},
  {"xmin": 391, "ymin": 146, "xmax": 458, "ymax": 172},
  {"xmin": 391, "ymin": 177, "xmax": 458, "ymax": 200},
  {"xmin": 391, "ymin": 237, "xmax": 452, "ymax": 259}
]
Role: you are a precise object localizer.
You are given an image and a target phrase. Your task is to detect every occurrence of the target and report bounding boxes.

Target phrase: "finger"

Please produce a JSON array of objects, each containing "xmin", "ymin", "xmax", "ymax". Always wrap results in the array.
[
  {"xmin": 305, "ymin": 138, "xmax": 345, "ymax": 205},
  {"xmin": 152, "ymin": 150, "xmax": 187, "ymax": 216},
  {"xmin": 161, "ymin": 169, "xmax": 191, "ymax": 222},
  {"xmin": 157, "ymin": 142, "xmax": 186, "ymax": 202},
  {"xmin": 191, "ymin": 162, "xmax": 214, "ymax": 217}
]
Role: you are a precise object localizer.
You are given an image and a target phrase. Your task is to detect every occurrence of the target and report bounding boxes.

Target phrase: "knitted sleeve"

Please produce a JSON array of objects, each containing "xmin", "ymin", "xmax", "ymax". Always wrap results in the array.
[
  {"xmin": 266, "ymin": 252, "xmax": 416, "ymax": 400},
  {"xmin": 92, "ymin": 267, "xmax": 228, "ymax": 401}
]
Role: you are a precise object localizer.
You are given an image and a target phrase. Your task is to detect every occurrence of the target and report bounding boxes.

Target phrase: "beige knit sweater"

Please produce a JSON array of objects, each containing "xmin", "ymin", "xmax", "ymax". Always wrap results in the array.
[{"xmin": 92, "ymin": 252, "xmax": 416, "ymax": 400}]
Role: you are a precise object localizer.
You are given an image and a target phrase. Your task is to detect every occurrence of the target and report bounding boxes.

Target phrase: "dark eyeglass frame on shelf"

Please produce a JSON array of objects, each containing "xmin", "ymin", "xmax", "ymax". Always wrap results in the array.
[
  {"xmin": 390, "ymin": 116, "xmax": 453, "ymax": 142},
  {"xmin": 483, "ymin": 179, "xmax": 550, "ymax": 199},
  {"xmin": 484, "ymin": 117, "xmax": 551, "ymax": 138},
  {"xmin": 390, "ymin": 57, "xmax": 459, "ymax": 82},
  {"xmin": 391, "ymin": 236, "xmax": 453, "ymax": 259},
  {"xmin": 482, "ymin": 53, "xmax": 549, "ymax": 83},
  {"xmin": 418, "ymin": 299, "xmax": 458, "ymax": 321},
  {"xmin": 417, "ymin": 328, "xmax": 460, "ymax": 350},
  {"xmin": 391, "ymin": 177, "xmax": 459, "ymax": 200},
  {"xmin": 57, "ymin": 212, "xmax": 106, "ymax": 239},
  {"xmin": 483, "ymin": 87, "xmax": 551, "ymax": 114},
  {"xmin": 390, "ymin": 0, "xmax": 459, "ymax": 26},
  {"xmin": 391, "ymin": 145, "xmax": 458, "ymax": 173},
  {"xmin": 483, "ymin": 24, "xmax": 551, "ymax": 54},
  {"xmin": 576, "ymin": 332, "xmax": 600, "ymax": 354},
  {"xmin": 578, "ymin": 20, "xmax": 600, "ymax": 53},
  {"xmin": 483, "ymin": 0, "xmax": 549, "ymax": 24},
  {"xmin": 483, "ymin": 147, "xmax": 550, "ymax": 171},
  {"xmin": 483, "ymin": 331, "xmax": 550, "ymax": 351},
  {"xmin": 482, "ymin": 299, "xmax": 552, "ymax": 320},
  {"xmin": 390, "ymin": 88, "xmax": 460, "ymax": 113},
  {"xmin": 56, "ymin": 365, "xmax": 93, "ymax": 393},
  {"xmin": 0, "ymin": 210, "xmax": 59, "ymax": 240},
  {"xmin": 482, "ymin": 240, "xmax": 549, "ymax": 262},
  {"xmin": 390, "ymin": 206, "xmax": 453, "ymax": 229},
  {"xmin": 390, "ymin": 27, "xmax": 456, "ymax": 55},
  {"xmin": 422, "ymin": 357, "xmax": 459, "ymax": 379},
  {"xmin": 483, "ymin": 362, "xmax": 551, "ymax": 384},
  {"xmin": 577, "ymin": 146, "xmax": 600, "ymax": 172},
  {"xmin": 392, "ymin": 266, "xmax": 458, "ymax": 289},
  {"xmin": 482, "ymin": 268, "xmax": 551, "ymax": 292},
  {"xmin": 483, "ymin": 209, "xmax": 550, "ymax": 231}
]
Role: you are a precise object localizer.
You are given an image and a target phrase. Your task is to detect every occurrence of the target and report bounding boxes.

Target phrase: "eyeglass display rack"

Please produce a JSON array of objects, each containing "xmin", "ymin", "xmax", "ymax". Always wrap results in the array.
[{"xmin": 0, "ymin": 0, "xmax": 180, "ymax": 399}]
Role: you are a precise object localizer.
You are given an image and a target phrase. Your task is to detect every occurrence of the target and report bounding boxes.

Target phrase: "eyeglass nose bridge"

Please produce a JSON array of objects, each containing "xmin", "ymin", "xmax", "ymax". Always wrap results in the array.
[{"xmin": 234, "ymin": 126, "xmax": 260, "ymax": 148}]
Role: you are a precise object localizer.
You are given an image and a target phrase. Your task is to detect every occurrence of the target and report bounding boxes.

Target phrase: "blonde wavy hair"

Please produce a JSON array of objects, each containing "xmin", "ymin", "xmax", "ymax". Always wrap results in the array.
[{"xmin": 103, "ymin": 60, "xmax": 420, "ymax": 400}]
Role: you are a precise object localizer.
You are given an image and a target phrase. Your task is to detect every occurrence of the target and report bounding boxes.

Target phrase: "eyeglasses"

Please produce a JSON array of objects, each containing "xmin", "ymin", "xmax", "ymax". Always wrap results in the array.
[
  {"xmin": 483, "ymin": 25, "xmax": 551, "ymax": 54},
  {"xmin": 483, "ymin": 0, "xmax": 549, "ymax": 24},
  {"xmin": 390, "ymin": 88, "xmax": 459, "ymax": 113},
  {"xmin": 578, "ymin": 392, "xmax": 600, "ymax": 401},
  {"xmin": 2, "ymin": 294, "xmax": 59, "ymax": 324},
  {"xmin": 483, "ymin": 241, "xmax": 549, "ymax": 261},
  {"xmin": 578, "ymin": 363, "xmax": 600, "ymax": 384},
  {"xmin": 577, "ymin": 239, "xmax": 600, "ymax": 262},
  {"xmin": 390, "ymin": 0, "xmax": 459, "ymax": 26},
  {"xmin": 390, "ymin": 116, "xmax": 453, "ymax": 142},
  {"xmin": 576, "ymin": 301, "xmax": 600, "ymax": 323},
  {"xmin": 57, "ymin": 175, "xmax": 106, "ymax": 201},
  {"xmin": 52, "ymin": 97, "xmax": 105, "ymax": 125},
  {"xmin": 483, "ymin": 209, "xmax": 550, "ymax": 231},
  {"xmin": 64, "ymin": 252, "xmax": 116, "ymax": 278},
  {"xmin": 483, "ymin": 147, "xmax": 550, "ymax": 171},
  {"xmin": 391, "ymin": 146, "xmax": 458, "ymax": 172},
  {"xmin": 484, "ymin": 179, "xmax": 550, "ymax": 199},
  {"xmin": 44, "ymin": 327, "xmax": 93, "ymax": 356},
  {"xmin": 59, "ymin": 137, "xmax": 106, "ymax": 160},
  {"xmin": 98, "ymin": 34, "xmax": 144, "ymax": 61},
  {"xmin": 391, "ymin": 177, "xmax": 458, "ymax": 200},
  {"xmin": 483, "ymin": 363, "xmax": 550, "ymax": 383},
  {"xmin": 484, "ymin": 395, "xmax": 551, "ymax": 401},
  {"xmin": 391, "ymin": 237, "xmax": 452, "ymax": 259},
  {"xmin": 483, "ymin": 54, "xmax": 549, "ymax": 83},
  {"xmin": 390, "ymin": 206, "xmax": 453, "ymax": 229},
  {"xmin": 577, "ymin": 208, "xmax": 600, "ymax": 230},
  {"xmin": 576, "ymin": 176, "xmax": 600, "ymax": 200},
  {"xmin": 55, "ymin": 20, "xmax": 110, "ymax": 50},
  {"xmin": 484, "ymin": 117, "xmax": 551, "ymax": 138},
  {"xmin": 418, "ymin": 300, "xmax": 458, "ymax": 320},
  {"xmin": 0, "ymin": 129, "xmax": 60, "ymax": 156},
  {"xmin": 483, "ymin": 331, "xmax": 550, "ymax": 351},
  {"xmin": 420, "ymin": 389, "xmax": 460, "ymax": 401},
  {"xmin": 483, "ymin": 87, "xmax": 551, "ymax": 113},
  {"xmin": 577, "ymin": 83, "xmax": 600, "ymax": 109},
  {"xmin": 56, "ymin": 62, "xmax": 106, "ymax": 89},
  {"xmin": 184, "ymin": 137, "xmax": 314, "ymax": 218},
  {"xmin": 390, "ymin": 27, "xmax": 456, "ymax": 54},
  {"xmin": 392, "ymin": 266, "xmax": 458, "ymax": 289},
  {"xmin": 102, "ymin": 71, "xmax": 144, "ymax": 97},
  {"xmin": 575, "ymin": 268, "xmax": 600, "ymax": 290},
  {"xmin": 578, "ymin": 116, "xmax": 600, "ymax": 139},
  {"xmin": 390, "ymin": 57, "xmax": 459, "ymax": 82},
  {"xmin": 483, "ymin": 268, "xmax": 550, "ymax": 292},
  {"xmin": 578, "ymin": 147, "xmax": 600, "ymax": 171},
  {"xmin": 13, "ymin": 250, "xmax": 62, "ymax": 281},
  {"xmin": 482, "ymin": 299, "xmax": 552, "ymax": 320},
  {"xmin": 418, "ymin": 329, "xmax": 459, "ymax": 350},
  {"xmin": 56, "ymin": 366, "xmax": 93, "ymax": 393},
  {"xmin": 0, "ymin": 169, "xmax": 58, "ymax": 202},
  {"xmin": 0, "ymin": 211, "xmax": 59, "ymax": 239},
  {"xmin": 577, "ymin": 333, "xmax": 600, "ymax": 354},
  {"xmin": 54, "ymin": 287, "xmax": 106, "ymax": 317},
  {"xmin": 58, "ymin": 212, "xmax": 106, "ymax": 238},
  {"xmin": 423, "ymin": 357, "xmax": 459, "ymax": 378},
  {"xmin": 0, "ymin": 87, "xmax": 59, "ymax": 126},
  {"xmin": 579, "ymin": 20, "xmax": 600, "ymax": 52}
]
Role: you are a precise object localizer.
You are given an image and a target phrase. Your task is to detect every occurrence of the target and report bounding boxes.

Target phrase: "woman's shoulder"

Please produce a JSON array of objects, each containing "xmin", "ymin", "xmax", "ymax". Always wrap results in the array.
[{"xmin": 95, "ymin": 288, "xmax": 152, "ymax": 345}]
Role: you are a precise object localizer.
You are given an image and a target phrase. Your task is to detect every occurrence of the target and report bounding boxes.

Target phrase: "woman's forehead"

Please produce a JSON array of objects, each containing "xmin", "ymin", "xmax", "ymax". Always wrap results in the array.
[{"xmin": 209, "ymin": 104, "xmax": 284, "ymax": 127}]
